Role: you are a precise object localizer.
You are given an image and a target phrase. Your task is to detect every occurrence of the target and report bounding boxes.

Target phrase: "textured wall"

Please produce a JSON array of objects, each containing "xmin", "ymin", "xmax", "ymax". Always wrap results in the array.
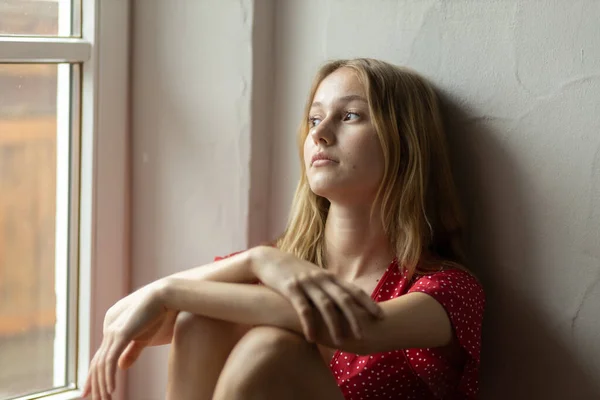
[
  {"xmin": 128, "ymin": 0, "xmax": 600, "ymax": 398},
  {"xmin": 269, "ymin": 1, "xmax": 600, "ymax": 398},
  {"xmin": 129, "ymin": 0, "xmax": 254, "ymax": 397}
]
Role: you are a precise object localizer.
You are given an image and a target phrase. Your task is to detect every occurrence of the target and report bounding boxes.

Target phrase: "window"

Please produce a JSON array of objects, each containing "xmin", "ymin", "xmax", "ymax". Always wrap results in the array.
[{"xmin": 0, "ymin": 1, "xmax": 129, "ymax": 399}]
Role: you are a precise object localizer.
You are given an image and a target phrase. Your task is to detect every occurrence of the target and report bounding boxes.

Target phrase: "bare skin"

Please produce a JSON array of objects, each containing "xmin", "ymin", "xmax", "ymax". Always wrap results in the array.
[{"xmin": 165, "ymin": 313, "xmax": 251, "ymax": 400}]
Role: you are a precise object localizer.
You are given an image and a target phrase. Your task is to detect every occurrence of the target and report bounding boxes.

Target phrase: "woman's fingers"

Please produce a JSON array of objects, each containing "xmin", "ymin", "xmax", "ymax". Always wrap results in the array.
[
  {"xmin": 95, "ymin": 341, "xmax": 110, "ymax": 399},
  {"xmin": 284, "ymin": 278, "xmax": 316, "ymax": 342},
  {"xmin": 118, "ymin": 341, "xmax": 145, "ymax": 370},
  {"xmin": 105, "ymin": 335, "xmax": 130, "ymax": 397},
  {"xmin": 301, "ymin": 278, "xmax": 343, "ymax": 345},
  {"xmin": 319, "ymin": 278, "xmax": 364, "ymax": 339},
  {"xmin": 82, "ymin": 352, "xmax": 98, "ymax": 397},
  {"xmin": 117, "ymin": 341, "xmax": 136, "ymax": 370},
  {"xmin": 91, "ymin": 359, "xmax": 99, "ymax": 400},
  {"xmin": 82, "ymin": 354, "xmax": 95, "ymax": 398},
  {"xmin": 306, "ymin": 272, "xmax": 384, "ymax": 342},
  {"xmin": 89, "ymin": 335, "xmax": 122, "ymax": 399},
  {"xmin": 84, "ymin": 337, "xmax": 131, "ymax": 399},
  {"xmin": 105, "ymin": 343, "xmax": 117, "ymax": 396},
  {"xmin": 337, "ymin": 279, "xmax": 384, "ymax": 318}
]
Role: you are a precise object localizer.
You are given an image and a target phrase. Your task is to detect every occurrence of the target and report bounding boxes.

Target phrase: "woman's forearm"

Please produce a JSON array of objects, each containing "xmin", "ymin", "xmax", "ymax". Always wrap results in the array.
[
  {"xmin": 109, "ymin": 250, "xmax": 257, "ymax": 348},
  {"xmin": 160, "ymin": 277, "xmax": 300, "ymax": 329},
  {"xmin": 162, "ymin": 249, "xmax": 257, "ymax": 283},
  {"xmin": 158, "ymin": 277, "xmax": 366, "ymax": 353},
  {"xmin": 113, "ymin": 251, "xmax": 255, "ymax": 322}
]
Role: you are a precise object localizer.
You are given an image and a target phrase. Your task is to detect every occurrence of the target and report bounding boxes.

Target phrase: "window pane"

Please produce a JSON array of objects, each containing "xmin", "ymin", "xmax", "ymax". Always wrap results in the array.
[
  {"xmin": 0, "ymin": 0, "xmax": 81, "ymax": 37},
  {"xmin": 0, "ymin": 63, "xmax": 74, "ymax": 399}
]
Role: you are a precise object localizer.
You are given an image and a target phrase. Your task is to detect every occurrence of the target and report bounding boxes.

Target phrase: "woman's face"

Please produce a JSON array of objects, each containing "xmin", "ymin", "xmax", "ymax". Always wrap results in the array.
[{"xmin": 304, "ymin": 67, "xmax": 384, "ymax": 203}]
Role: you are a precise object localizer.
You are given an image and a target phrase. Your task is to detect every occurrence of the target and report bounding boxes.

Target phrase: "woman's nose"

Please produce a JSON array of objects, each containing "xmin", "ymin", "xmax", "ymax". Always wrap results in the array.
[{"xmin": 310, "ymin": 119, "xmax": 335, "ymax": 145}]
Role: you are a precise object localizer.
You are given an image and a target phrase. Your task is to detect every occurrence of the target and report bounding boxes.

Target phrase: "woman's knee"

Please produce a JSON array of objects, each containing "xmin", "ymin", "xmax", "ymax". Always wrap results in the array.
[
  {"xmin": 172, "ymin": 311, "xmax": 233, "ymax": 345},
  {"xmin": 218, "ymin": 327, "xmax": 308, "ymax": 383},
  {"xmin": 237, "ymin": 326, "xmax": 307, "ymax": 355},
  {"xmin": 214, "ymin": 327, "xmax": 318, "ymax": 399}
]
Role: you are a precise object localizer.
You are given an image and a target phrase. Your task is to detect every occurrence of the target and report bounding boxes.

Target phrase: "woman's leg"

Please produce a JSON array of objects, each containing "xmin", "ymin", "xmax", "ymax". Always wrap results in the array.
[
  {"xmin": 166, "ymin": 311, "xmax": 251, "ymax": 400},
  {"xmin": 213, "ymin": 326, "xmax": 345, "ymax": 400}
]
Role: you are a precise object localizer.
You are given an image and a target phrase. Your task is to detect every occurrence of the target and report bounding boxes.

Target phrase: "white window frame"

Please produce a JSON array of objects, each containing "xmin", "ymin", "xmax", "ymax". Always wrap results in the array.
[{"xmin": 0, "ymin": 0, "xmax": 130, "ymax": 399}]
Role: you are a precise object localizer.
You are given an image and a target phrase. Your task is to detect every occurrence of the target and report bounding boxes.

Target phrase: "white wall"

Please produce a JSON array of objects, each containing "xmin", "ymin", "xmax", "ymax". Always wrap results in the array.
[
  {"xmin": 129, "ymin": 0, "xmax": 267, "ymax": 397},
  {"xmin": 130, "ymin": 0, "xmax": 600, "ymax": 398},
  {"xmin": 270, "ymin": 1, "xmax": 600, "ymax": 399}
]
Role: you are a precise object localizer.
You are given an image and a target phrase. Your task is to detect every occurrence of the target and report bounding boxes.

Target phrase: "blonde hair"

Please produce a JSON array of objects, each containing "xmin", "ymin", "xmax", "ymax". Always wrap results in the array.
[{"xmin": 276, "ymin": 58, "xmax": 467, "ymax": 278}]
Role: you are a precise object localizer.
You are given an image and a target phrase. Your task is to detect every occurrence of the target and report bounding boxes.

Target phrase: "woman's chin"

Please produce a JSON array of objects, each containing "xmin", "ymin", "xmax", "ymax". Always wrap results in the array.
[
  {"xmin": 309, "ymin": 181, "xmax": 352, "ymax": 202},
  {"xmin": 309, "ymin": 183, "xmax": 337, "ymax": 199}
]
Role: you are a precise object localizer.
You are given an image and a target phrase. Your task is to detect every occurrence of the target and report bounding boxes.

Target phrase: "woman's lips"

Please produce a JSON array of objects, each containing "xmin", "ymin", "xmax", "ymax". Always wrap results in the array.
[{"xmin": 312, "ymin": 159, "xmax": 337, "ymax": 167}]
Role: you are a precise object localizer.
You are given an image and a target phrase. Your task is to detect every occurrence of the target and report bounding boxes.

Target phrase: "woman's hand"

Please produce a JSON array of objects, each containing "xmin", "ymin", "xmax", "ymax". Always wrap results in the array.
[
  {"xmin": 249, "ymin": 246, "xmax": 384, "ymax": 346},
  {"xmin": 82, "ymin": 285, "xmax": 169, "ymax": 399}
]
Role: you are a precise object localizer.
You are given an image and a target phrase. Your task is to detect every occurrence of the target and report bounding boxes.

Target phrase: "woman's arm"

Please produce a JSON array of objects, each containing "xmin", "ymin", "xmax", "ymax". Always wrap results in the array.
[
  {"xmin": 162, "ymin": 250, "xmax": 257, "ymax": 283},
  {"xmin": 130, "ymin": 247, "xmax": 383, "ymax": 349},
  {"xmin": 159, "ymin": 277, "xmax": 364, "ymax": 351},
  {"xmin": 109, "ymin": 251, "xmax": 255, "ymax": 318},
  {"xmin": 103, "ymin": 251, "xmax": 256, "ymax": 348},
  {"xmin": 158, "ymin": 275, "xmax": 453, "ymax": 355}
]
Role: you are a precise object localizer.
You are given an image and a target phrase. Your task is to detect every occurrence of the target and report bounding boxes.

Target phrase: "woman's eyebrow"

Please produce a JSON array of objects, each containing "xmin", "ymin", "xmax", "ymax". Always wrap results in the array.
[{"xmin": 311, "ymin": 94, "xmax": 367, "ymax": 108}]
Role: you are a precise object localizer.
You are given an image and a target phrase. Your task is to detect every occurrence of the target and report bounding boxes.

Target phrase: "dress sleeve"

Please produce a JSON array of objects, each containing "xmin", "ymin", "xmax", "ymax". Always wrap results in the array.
[
  {"xmin": 407, "ymin": 268, "xmax": 485, "ymax": 398},
  {"xmin": 213, "ymin": 251, "xmax": 244, "ymax": 262}
]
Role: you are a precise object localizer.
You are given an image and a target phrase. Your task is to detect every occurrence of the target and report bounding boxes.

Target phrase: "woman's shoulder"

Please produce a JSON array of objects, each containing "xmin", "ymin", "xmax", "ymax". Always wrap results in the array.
[
  {"xmin": 408, "ymin": 255, "xmax": 484, "ymax": 296},
  {"xmin": 408, "ymin": 263, "xmax": 486, "ymax": 306},
  {"xmin": 416, "ymin": 265, "xmax": 479, "ymax": 281},
  {"xmin": 415, "ymin": 256, "xmax": 481, "ymax": 283}
]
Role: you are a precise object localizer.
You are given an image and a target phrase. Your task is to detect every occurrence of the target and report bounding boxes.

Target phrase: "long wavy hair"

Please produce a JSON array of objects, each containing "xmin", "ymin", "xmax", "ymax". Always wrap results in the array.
[{"xmin": 275, "ymin": 58, "xmax": 467, "ymax": 278}]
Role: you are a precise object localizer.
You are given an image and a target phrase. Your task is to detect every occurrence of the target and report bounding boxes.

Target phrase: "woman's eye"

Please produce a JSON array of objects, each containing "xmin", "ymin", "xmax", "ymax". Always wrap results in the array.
[
  {"xmin": 309, "ymin": 116, "xmax": 322, "ymax": 127},
  {"xmin": 344, "ymin": 112, "xmax": 360, "ymax": 121}
]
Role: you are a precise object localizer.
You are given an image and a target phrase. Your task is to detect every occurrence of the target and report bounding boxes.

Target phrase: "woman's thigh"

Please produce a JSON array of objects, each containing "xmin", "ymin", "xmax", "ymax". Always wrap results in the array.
[{"xmin": 171, "ymin": 311, "xmax": 253, "ymax": 351}]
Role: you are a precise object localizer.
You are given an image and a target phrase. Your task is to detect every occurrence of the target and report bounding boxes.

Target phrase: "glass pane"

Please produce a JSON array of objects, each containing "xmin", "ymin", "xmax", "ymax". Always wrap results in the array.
[
  {"xmin": 0, "ymin": 63, "xmax": 72, "ymax": 398},
  {"xmin": 0, "ymin": 0, "xmax": 81, "ymax": 37}
]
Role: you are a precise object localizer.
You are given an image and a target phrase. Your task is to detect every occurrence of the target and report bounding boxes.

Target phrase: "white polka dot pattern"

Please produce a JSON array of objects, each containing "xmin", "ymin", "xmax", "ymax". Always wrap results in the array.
[{"xmin": 328, "ymin": 260, "xmax": 485, "ymax": 400}]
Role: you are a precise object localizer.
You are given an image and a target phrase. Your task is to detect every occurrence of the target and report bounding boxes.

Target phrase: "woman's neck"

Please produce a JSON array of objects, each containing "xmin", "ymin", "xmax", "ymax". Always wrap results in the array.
[{"xmin": 324, "ymin": 204, "xmax": 395, "ymax": 280}]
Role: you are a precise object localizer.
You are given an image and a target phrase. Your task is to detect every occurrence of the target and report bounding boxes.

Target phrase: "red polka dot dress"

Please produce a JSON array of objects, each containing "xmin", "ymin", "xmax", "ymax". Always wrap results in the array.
[{"xmin": 328, "ymin": 259, "xmax": 485, "ymax": 399}]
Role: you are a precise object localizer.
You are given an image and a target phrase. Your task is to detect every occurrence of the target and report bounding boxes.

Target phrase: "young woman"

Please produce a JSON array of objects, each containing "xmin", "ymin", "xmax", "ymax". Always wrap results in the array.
[{"xmin": 84, "ymin": 58, "xmax": 485, "ymax": 400}]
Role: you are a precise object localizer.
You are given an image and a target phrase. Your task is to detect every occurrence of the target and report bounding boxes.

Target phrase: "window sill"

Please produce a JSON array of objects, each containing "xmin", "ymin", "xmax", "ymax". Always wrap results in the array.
[{"xmin": 12, "ymin": 387, "xmax": 84, "ymax": 400}]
